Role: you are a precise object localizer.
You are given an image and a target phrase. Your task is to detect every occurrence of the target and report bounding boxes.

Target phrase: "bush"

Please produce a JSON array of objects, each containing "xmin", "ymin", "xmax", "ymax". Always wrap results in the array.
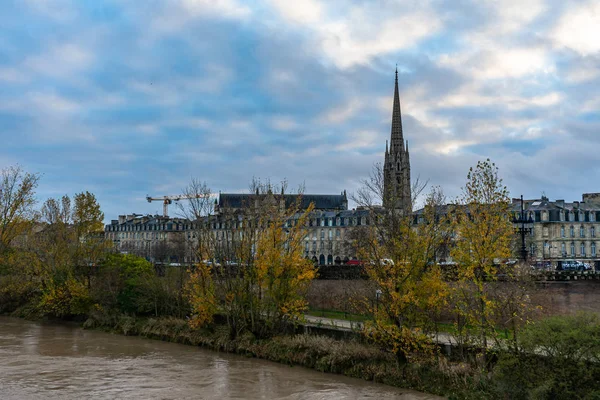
[
  {"xmin": 0, "ymin": 276, "xmax": 38, "ymax": 314},
  {"xmin": 492, "ymin": 312, "xmax": 600, "ymax": 399}
]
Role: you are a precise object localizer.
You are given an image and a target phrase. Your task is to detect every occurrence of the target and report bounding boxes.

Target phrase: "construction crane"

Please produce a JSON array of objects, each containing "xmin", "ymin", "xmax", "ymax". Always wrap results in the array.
[{"xmin": 146, "ymin": 193, "xmax": 214, "ymax": 217}]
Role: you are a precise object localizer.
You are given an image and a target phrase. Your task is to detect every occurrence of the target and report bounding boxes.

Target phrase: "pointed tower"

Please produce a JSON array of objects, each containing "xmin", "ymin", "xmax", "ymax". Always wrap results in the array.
[{"xmin": 383, "ymin": 68, "xmax": 412, "ymax": 214}]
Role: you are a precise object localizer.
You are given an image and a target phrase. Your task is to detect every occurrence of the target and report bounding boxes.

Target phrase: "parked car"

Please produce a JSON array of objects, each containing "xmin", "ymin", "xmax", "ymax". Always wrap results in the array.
[{"xmin": 560, "ymin": 261, "xmax": 591, "ymax": 271}]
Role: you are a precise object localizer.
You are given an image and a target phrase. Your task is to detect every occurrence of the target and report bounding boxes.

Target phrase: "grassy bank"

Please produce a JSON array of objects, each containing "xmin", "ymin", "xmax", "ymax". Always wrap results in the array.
[{"xmin": 82, "ymin": 312, "xmax": 490, "ymax": 399}]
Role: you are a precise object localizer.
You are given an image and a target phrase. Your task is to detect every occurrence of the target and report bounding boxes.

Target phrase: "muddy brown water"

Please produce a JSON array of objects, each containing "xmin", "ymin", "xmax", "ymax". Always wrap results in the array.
[{"xmin": 0, "ymin": 317, "xmax": 443, "ymax": 399}]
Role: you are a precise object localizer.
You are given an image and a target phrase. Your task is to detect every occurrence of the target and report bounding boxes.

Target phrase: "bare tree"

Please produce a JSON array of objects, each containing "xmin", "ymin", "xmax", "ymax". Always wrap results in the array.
[
  {"xmin": 351, "ymin": 162, "xmax": 428, "ymax": 211},
  {"xmin": 177, "ymin": 178, "xmax": 213, "ymax": 219}
]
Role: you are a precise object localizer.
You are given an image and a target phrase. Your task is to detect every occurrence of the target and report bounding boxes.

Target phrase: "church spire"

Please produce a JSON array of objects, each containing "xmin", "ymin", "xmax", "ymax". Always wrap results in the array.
[
  {"xmin": 383, "ymin": 69, "xmax": 411, "ymax": 214},
  {"xmin": 390, "ymin": 65, "xmax": 404, "ymax": 153}
]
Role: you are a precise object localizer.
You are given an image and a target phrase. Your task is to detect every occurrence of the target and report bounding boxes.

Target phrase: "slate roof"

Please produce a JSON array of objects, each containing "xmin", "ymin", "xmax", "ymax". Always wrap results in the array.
[{"xmin": 218, "ymin": 193, "xmax": 347, "ymax": 211}]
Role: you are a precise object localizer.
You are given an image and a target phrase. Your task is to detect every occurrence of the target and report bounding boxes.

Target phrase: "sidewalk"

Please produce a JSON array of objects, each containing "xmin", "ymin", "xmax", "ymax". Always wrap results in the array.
[{"xmin": 302, "ymin": 314, "xmax": 458, "ymax": 346}]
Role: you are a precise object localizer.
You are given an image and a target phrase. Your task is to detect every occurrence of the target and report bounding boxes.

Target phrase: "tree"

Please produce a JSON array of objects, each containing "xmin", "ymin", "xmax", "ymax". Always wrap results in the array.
[
  {"xmin": 358, "ymin": 187, "xmax": 450, "ymax": 364},
  {"xmin": 450, "ymin": 159, "xmax": 513, "ymax": 361},
  {"xmin": 186, "ymin": 179, "xmax": 317, "ymax": 339},
  {"xmin": 0, "ymin": 165, "xmax": 40, "ymax": 262}
]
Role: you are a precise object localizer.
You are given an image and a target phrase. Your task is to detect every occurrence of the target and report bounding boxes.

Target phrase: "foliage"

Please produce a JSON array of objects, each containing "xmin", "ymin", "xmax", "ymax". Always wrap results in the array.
[
  {"xmin": 0, "ymin": 165, "xmax": 39, "ymax": 264},
  {"xmin": 0, "ymin": 276, "xmax": 39, "ymax": 314},
  {"xmin": 186, "ymin": 262, "xmax": 217, "ymax": 328},
  {"xmin": 493, "ymin": 313, "xmax": 600, "ymax": 399},
  {"xmin": 95, "ymin": 253, "xmax": 155, "ymax": 314},
  {"xmin": 254, "ymin": 203, "xmax": 316, "ymax": 332},
  {"xmin": 38, "ymin": 277, "xmax": 94, "ymax": 318},
  {"xmin": 450, "ymin": 159, "xmax": 514, "ymax": 358},
  {"xmin": 520, "ymin": 312, "xmax": 600, "ymax": 363},
  {"xmin": 357, "ymin": 187, "xmax": 450, "ymax": 363}
]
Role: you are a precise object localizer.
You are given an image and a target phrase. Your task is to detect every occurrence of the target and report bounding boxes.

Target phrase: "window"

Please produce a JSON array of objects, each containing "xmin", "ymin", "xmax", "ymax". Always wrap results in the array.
[
  {"xmin": 571, "ymin": 242, "xmax": 575, "ymax": 256},
  {"xmin": 312, "ymin": 241, "xmax": 316, "ymax": 251},
  {"xmin": 305, "ymin": 242, "xmax": 309, "ymax": 252},
  {"xmin": 320, "ymin": 229, "xmax": 324, "ymax": 239},
  {"xmin": 561, "ymin": 226, "xmax": 565, "ymax": 237},
  {"xmin": 579, "ymin": 212, "xmax": 584, "ymax": 222},
  {"xmin": 328, "ymin": 218, "xmax": 332, "ymax": 227},
  {"xmin": 561, "ymin": 243, "xmax": 566, "ymax": 255},
  {"xmin": 592, "ymin": 243, "xmax": 596, "ymax": 256},
  {"xmin": 569, "ymin": 212, "xmax": 574, "ymax": 222},
  {"xmin": 570, "ymin": 226, "xmax": 575, "ymax": 237},
  {"xmin": 592, "ymin": 227, "xmax": 596, "ymax": 238},
  {"xmin": 581, "ymin": 242, "xmax": 586, "ymax": 256},
  {"xmin": 560, "ymin": 211, "xmax": 565, "ymax": 222},
  {"xmin": 591, "ymin": 213, "xmax": 596, "ymax": 222},
  {"xmin": 335, "ymin": 229, "xmax": 340, "ymax": 238},
  {"xmin": 320, "ymin": 219, "xmax": 325, "ymax": 227},
  {"xmin": 580, "ymin": 226, "xmax": 585, "ymax": 237},
  {"xmin": 542, "ymin": 211, "xmax": 548, "ymax": 221},
  {"xmin": 328, "ymin": 230, "xmax": 332, "ymax": 240},
  {"xmin": 543, "ymin": 227, "xmax": 549, "ymax": 237},
  {"xmin": 530, "ymin": 243, "xmax": 535, "ymax": 256}
]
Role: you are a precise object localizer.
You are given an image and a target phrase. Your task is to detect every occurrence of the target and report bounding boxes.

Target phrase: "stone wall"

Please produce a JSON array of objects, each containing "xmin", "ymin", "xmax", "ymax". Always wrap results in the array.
[{"xmin": 307, "ymin": 280, "xmax": 600, "ymax": 318}]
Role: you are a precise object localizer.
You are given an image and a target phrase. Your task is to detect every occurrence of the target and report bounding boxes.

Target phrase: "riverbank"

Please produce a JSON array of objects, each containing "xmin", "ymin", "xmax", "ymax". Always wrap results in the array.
[{"xmin": 81, "ymin": 312, "xmax": 487, "ymax": 399}]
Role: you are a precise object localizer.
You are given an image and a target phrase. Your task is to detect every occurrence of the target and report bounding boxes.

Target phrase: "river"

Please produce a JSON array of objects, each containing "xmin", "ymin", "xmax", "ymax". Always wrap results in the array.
[{"xmin": 0, "ymin": 317, "xmax": 443, "ymax": 399}]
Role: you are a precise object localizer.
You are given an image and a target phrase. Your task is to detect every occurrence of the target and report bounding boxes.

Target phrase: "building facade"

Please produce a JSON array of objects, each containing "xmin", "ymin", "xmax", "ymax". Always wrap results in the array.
[
  {"xmin": 104, "ymin": 214, "xmax": 191, "ymax": 262},
  {"xmin": 518, "ymin": 193, "xmax": 600, "ymax": 269},
  {"xmin": 105, "ymin": 71, "xmax": 410, "ymax": 266}
]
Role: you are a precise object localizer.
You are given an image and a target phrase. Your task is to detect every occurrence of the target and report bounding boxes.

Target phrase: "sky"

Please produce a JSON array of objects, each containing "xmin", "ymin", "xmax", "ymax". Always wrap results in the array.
[{"xmin": 1, "ymin": 0, "xmax": 600, "ymax": 221}]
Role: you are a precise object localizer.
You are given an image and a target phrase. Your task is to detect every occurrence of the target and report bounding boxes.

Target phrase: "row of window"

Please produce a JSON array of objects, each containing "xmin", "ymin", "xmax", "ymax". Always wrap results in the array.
[
  {"xmin": 558, "ymin": 226, "xmax": 596, "ymax": 238},
  {"xmin": 305, "ymin": 242, "xmax": 337, "ymax": 251},
  {"xmin": 540, "ymin": 241, "xmax": 598, "ymax": 257},
  {"xmin": 108, "ymin": 232, "xmax": 167, "ymax": 240},
  {"xmin": 532, "ymin": 210, "xmax": 598, "ymax": 223},
  {"xmin": 106, "ymin": 223, "xmax": 187, "ymax": 232}
]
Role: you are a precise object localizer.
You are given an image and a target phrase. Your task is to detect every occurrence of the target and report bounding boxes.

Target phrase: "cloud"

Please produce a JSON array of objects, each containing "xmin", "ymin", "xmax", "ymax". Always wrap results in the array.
[
  {"xmin": 268, "ymin": 1, "xmax": 442, "ymax": 68},
  {"xmin": 551, "ymin": 1, "xmax": 600, "ymax": 55},
  {"xmin": 1, "ymin": 0, "xmax": 599, "ymax": 221}
]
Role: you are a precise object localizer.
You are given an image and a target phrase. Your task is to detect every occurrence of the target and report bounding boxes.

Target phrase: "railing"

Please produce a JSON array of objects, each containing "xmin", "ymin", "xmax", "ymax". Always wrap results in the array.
[{"xmin": 535, "ymin": 270, "xmax": 600, "ymax": 281}]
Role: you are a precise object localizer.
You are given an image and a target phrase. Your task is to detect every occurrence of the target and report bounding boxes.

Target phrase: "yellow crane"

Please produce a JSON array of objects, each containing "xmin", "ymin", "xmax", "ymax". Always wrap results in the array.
[{"xmin": 146, "ymin": 193, "xmax": 214, "ymax": 217}]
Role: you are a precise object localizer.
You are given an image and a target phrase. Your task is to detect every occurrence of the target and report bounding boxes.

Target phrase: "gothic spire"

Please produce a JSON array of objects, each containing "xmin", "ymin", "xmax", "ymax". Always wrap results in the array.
[{"xmin": 390, "ymin": 67, "xmax": 404, "ymax": 153}]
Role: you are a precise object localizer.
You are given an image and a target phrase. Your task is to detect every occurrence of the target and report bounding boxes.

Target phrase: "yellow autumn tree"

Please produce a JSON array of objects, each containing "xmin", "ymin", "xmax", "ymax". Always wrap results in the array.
[
  {"xmin": 254, "ymin": 201, "xmax": 316, "ymax": 334},
  {"xmin": 357, "ymin": 187, "xmax": 451, "ymax": 364},
  {"xmin": 186, "ymin": 179, "xmax": 317, "ymax": 339},
  {"xmin": 450, "ymin": 159, "xmax": 513, "ymax": 361},
  {"xmin": 186, "ymin": 262, "xmax": 217, "ymax": 328}
]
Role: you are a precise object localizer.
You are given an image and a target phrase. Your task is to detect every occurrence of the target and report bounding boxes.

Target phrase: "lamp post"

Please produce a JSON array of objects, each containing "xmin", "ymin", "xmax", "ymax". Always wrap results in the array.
[{"xmin": 513, "ymin": 195, "xmax": 534, "ymax": 261}]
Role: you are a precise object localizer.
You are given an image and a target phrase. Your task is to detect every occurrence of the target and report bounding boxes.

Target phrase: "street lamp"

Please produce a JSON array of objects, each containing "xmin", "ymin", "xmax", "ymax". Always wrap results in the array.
[
  {"xmin": 513, "ymin": 195, "xmax": 534, "ymax": 261},
  {"xmin": 375, "ymin": 289, "xmax": 382, "ymax": 312}
]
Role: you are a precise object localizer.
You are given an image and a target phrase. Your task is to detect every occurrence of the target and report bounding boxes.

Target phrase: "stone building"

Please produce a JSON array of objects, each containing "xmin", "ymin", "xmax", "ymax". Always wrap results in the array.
[
  {"xmin": 517, "ymin": 193, "xmax": 600, "ymax": 269},
  {"xmin": 105, "ymin": 70, "xmax": 411, "ymax": 266},
  {"xmin": 104, "ymin": 214, "xmax": 191, "ymax": 262}
]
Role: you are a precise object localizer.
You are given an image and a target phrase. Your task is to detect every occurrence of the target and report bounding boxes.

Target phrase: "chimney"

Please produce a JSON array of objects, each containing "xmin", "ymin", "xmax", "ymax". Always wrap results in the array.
[{"xmin": 118, "ymin": 215, "xmax": 126, "ymax": 224}]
